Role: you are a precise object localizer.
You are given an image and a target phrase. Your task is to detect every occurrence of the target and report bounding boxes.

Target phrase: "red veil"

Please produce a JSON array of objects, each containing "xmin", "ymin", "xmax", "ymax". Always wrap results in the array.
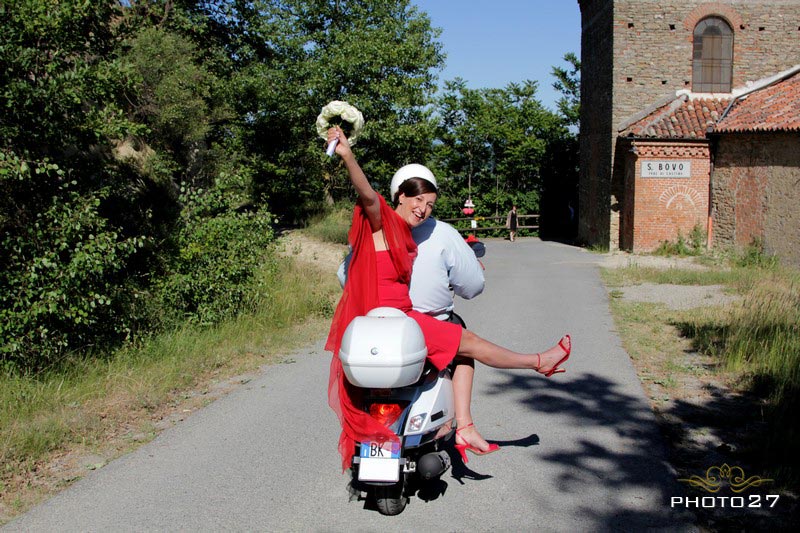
[{"xmin": 325, "ymin": 195, "xmax": 417, "ymax": 472}]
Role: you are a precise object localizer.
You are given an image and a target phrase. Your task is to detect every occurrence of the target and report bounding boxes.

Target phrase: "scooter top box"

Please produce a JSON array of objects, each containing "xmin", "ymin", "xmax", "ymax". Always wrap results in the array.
[{"xmin": 339, "ymin": 307, "xmax": 428, "ymax": 388}]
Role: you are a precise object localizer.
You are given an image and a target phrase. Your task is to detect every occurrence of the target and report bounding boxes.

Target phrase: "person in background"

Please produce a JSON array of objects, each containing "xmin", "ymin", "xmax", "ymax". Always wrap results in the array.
[{"xmin": 506, "ymin": 205, "xmax": 518, "ymax": 242}]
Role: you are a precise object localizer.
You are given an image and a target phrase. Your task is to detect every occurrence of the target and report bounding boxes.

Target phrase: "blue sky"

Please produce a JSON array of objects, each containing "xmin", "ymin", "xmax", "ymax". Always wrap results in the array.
[{"xmin": 412, "ymin": 0, "xmax": 582, "ymax": 111}]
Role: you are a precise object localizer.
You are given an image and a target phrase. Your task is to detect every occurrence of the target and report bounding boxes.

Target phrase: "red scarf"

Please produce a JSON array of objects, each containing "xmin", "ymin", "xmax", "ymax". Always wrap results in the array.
[{"xmin": 325, "ymin": 195, "xmax": 417, "ymax": 472}]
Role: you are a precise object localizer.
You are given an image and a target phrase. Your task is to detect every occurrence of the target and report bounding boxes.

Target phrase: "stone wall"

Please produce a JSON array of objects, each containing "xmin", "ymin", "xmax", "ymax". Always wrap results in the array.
[
  {"xmin": 711, "ymin": 133, "xmax": 800, "ymax": 266},
  {"xmin": 618, "ymin": 138, "xmax": 636, "ymax": 249},
  {"xmin": 578, "ymin": 0, "xmax": 800, "ymax": 248},
  {"xmin": 612, "ymin": 0, "xmax": 800, "ymax": 130}
]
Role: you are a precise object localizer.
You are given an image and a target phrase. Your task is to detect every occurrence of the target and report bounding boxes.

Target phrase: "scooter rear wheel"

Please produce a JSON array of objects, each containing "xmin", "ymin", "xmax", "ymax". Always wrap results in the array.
[{"xmin": 374, "ymin": 480, "xmax": 407, "ymax": 516}]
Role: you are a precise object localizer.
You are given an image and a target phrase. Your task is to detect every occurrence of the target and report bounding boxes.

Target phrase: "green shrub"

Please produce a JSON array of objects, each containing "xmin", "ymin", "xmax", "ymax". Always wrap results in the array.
[
  {"xmin": 151, "ymin": 184, "xmax": 275, "ymax": 327},
  {"xmin": 734, "ymin": 238, "xmax": 779, "ymax": 269},
  {"xmin": 1, "ymin": 157, "xmax": 146, "ymax": 371},
  {"xmin": 653, "ymin": 225, "xmax": 706, "ymax": 257},
  {"xmin": 0, "ymin": 155, "xmax": 275, "ymax": 371}
]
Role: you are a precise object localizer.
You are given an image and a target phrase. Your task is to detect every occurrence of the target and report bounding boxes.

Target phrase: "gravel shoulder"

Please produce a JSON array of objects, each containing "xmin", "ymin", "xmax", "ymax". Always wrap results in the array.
[
  {"xmin": 618, "ymin": 282, "xmax": 740, "ymax": 310},
  {"xmin": 600, "ymin": 251, "xmax": 740, "ymax": 310},
  {"xmin": 276, "ymin": 230, "xmax": 348, "ymax": 268}
]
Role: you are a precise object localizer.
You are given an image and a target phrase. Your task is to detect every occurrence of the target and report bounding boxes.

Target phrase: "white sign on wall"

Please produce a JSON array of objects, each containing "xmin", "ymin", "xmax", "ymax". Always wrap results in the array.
[{"xmin": 641, "ymin": 160, "xmax": 692, "ymax": 178}]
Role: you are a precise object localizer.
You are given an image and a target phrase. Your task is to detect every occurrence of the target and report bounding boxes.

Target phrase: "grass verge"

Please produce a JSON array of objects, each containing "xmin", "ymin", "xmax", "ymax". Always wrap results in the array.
[
  {"xmin": 0, "ymin": 247, "xmax": 340, "ymax": 523},
  {"xmin": 603, "ymin": 256, "xmax": 799, "ymax": 529}
]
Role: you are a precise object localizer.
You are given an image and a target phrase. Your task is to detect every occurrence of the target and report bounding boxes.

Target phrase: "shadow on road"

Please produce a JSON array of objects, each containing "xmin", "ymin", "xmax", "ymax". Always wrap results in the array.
[
  {"xmin": 489, "ymin": 433, "xmax": 540, "ymax": 448},
  {"xmin": 487, "ymin": 370, "xmax": 698, "ymax": 530}
]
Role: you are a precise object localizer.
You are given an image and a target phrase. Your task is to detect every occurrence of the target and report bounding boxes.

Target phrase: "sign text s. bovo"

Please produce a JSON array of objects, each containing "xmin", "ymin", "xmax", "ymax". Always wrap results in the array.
[{"xmin": 641, "ymin": 160, "xmax": 691, "ymax": 178}]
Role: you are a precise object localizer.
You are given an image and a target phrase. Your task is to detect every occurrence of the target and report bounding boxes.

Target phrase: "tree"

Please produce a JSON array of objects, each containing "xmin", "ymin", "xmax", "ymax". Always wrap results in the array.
[
  {"xmin": 551, "ymin": 52, "xmax": 581, "ymax": 128},
  {"xmin": 434, "ymin": 79, "xmax": 562, "ymax": 220},
  {"xmin": 0, "ymin": 1, "xmax": 151, "ymax": 369},
  {"xmin": 175, "ymin": 0, "xmax": 445, "ymax": 219},
  {"xmin": 0, "ymin": 1, "xmax": 128, "ymax": 155},
  {"xmin": 0, "ymin": 0, "xmax": 450, "ymax": 370}
]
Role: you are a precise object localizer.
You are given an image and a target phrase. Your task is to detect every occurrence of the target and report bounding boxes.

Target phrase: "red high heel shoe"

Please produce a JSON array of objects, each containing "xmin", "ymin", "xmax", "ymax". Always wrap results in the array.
[
  {"xmin": 454, "ymin": 423, "xmax": 500, "ymax": 464},
  {"xmin": 537, "ymin": 335, "xmax": 571, "ymax": 378}
]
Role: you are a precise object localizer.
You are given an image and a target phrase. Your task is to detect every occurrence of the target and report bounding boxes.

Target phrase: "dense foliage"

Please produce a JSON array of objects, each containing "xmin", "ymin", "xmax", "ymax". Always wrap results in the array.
[
  {"xmin": 430, "ymin": 54, "xmax": 580, "ymax": 236},
  {"xmin": 1, "ymin": 0, "xmax": 578, "ymax": 372},
  {"xmin": 434, "ymin": 79, "xmax": 552, "ymax": 218}
]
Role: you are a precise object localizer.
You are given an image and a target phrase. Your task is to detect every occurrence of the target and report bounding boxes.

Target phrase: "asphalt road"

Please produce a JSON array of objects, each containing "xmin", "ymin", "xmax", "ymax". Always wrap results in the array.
[{"xmin": 4, "ymin": 238, "xmax": 696, "ymax": 532}]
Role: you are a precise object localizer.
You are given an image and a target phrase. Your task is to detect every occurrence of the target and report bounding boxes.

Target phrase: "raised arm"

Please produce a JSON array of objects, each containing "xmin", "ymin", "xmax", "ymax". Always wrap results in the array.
[{"xmin": 328, "ymin": 126, "xmax": 381, "ymax": 232}]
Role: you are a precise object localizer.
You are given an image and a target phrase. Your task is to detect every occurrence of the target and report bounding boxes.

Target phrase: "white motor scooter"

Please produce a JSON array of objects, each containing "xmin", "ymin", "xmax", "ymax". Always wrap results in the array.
[{"xmin": 339, "ymin": 307, "xmax": 460, "ymax": 515}]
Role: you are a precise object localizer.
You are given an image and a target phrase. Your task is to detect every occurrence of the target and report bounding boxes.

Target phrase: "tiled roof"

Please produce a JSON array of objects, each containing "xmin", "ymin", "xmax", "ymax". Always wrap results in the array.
[
  {"xmin": 619, "ymin": 67, "xmax": 800, "ymax": 139},
  {"xmin": 620, "ymin": 95, "xmax": 731, "ymax": 139},
  {"xmin": 715, "ymin": 71, "xmax": 800, "ymax": 133}
]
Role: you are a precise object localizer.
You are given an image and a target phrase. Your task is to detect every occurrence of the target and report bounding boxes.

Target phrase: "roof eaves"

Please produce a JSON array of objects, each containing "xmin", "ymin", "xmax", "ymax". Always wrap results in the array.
[{"xmin": 713, "ymin": 124, "xmax": 800, "ymax": 134}]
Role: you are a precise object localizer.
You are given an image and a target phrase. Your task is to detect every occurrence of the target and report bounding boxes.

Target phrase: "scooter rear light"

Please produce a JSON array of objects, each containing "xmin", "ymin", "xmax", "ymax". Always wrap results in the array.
[{"xmin": 369, "ymin": 402, "xmax": 406, "ymax": 427}]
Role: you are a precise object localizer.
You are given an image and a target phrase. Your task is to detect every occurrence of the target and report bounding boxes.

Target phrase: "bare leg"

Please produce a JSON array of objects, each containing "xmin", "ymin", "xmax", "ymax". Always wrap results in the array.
[
  {"xmin": 452, "ymin": 357, "xmax": 493, "ymax": 452},
  {"xmin": 457, "ymin": 330, "xmax": 570, "ymax": 375},
  {"xmin": 450, "ymin": 333, "xmax": 570, "ymax": 460}
]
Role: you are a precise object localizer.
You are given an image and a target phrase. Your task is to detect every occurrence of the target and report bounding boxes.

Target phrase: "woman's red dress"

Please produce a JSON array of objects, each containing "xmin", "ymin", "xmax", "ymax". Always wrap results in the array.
[{"xmin": 325, "ymin": 196, "xmax": 462, "ymax": 471}]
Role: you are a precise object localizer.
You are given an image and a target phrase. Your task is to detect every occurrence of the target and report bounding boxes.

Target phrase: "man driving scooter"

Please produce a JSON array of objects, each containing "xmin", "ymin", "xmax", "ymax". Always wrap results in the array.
[{"xmin": 337, "ymin": 164, "xmax": 498, "ymax": 456}]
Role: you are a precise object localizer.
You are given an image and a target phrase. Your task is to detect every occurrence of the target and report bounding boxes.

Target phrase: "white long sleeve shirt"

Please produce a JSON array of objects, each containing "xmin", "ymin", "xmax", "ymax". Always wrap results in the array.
[{"xmin": 337, "ymin": 217, "xmax": 485, "ymax": 319}]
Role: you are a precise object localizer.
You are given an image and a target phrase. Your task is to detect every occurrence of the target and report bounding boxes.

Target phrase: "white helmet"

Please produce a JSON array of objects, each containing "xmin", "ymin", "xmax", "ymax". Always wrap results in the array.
[{"xmin": 390, "ymin": 164, "xmax": 438, "ymax": 199}]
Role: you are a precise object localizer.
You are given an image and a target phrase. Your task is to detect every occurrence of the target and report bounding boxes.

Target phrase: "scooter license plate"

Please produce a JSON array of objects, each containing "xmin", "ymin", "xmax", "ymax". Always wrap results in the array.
[{"xmin": 358, "ymin": 441, "xmax": 401, "ymax": 482}]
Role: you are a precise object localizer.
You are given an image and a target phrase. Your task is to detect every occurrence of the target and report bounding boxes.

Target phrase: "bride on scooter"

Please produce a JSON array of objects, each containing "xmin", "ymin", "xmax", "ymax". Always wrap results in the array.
[{"xmin": 325, "ymin": 126, "xmax": 571, "ymax": 470}]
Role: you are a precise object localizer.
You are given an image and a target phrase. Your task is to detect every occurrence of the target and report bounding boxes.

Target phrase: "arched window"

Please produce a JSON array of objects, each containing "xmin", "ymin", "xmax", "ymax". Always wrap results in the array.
[{"xmin": 692, "ymin": 17, "xmax": 733, "ymax": 92}]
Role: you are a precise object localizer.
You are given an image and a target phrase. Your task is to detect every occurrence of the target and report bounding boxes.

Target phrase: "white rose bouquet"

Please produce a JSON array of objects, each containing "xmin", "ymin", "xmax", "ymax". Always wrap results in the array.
[{"xmin": 316, "ymin": 101, "xmax": 364, "ymax": 156}]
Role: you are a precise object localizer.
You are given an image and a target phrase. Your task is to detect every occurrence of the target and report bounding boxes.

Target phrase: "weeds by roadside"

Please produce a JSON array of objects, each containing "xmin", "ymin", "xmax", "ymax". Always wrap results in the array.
[
  {"xmin": 653, "ymin": 225, "xmax": 706, "ymax": 257},
  {"xmin": 674, "ymin": 266, "xmax": 800, "ymax": 485}
]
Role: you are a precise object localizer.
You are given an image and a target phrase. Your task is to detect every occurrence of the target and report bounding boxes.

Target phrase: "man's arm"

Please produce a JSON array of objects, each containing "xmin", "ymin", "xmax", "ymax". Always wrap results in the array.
[{"xmin": 441, "ymin": 223, "xmax": 485, "ymax": 300}]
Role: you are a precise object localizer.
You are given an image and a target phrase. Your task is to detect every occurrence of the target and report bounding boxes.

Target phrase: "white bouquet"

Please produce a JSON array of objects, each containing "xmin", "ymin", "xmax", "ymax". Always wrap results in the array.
[{"xmin": 316, "ymin": 101, "xmax": 364, "ymax": 156}]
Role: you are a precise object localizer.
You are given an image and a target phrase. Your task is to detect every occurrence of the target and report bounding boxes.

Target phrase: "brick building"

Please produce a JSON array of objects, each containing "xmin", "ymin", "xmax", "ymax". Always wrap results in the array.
[
  {"xmin": 577, "ymin": 0, "xmax": 800, "ymax": 259},
  {"xmin": 709, "ymin": 70, "xmax": 800, "ymax": 265}
]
